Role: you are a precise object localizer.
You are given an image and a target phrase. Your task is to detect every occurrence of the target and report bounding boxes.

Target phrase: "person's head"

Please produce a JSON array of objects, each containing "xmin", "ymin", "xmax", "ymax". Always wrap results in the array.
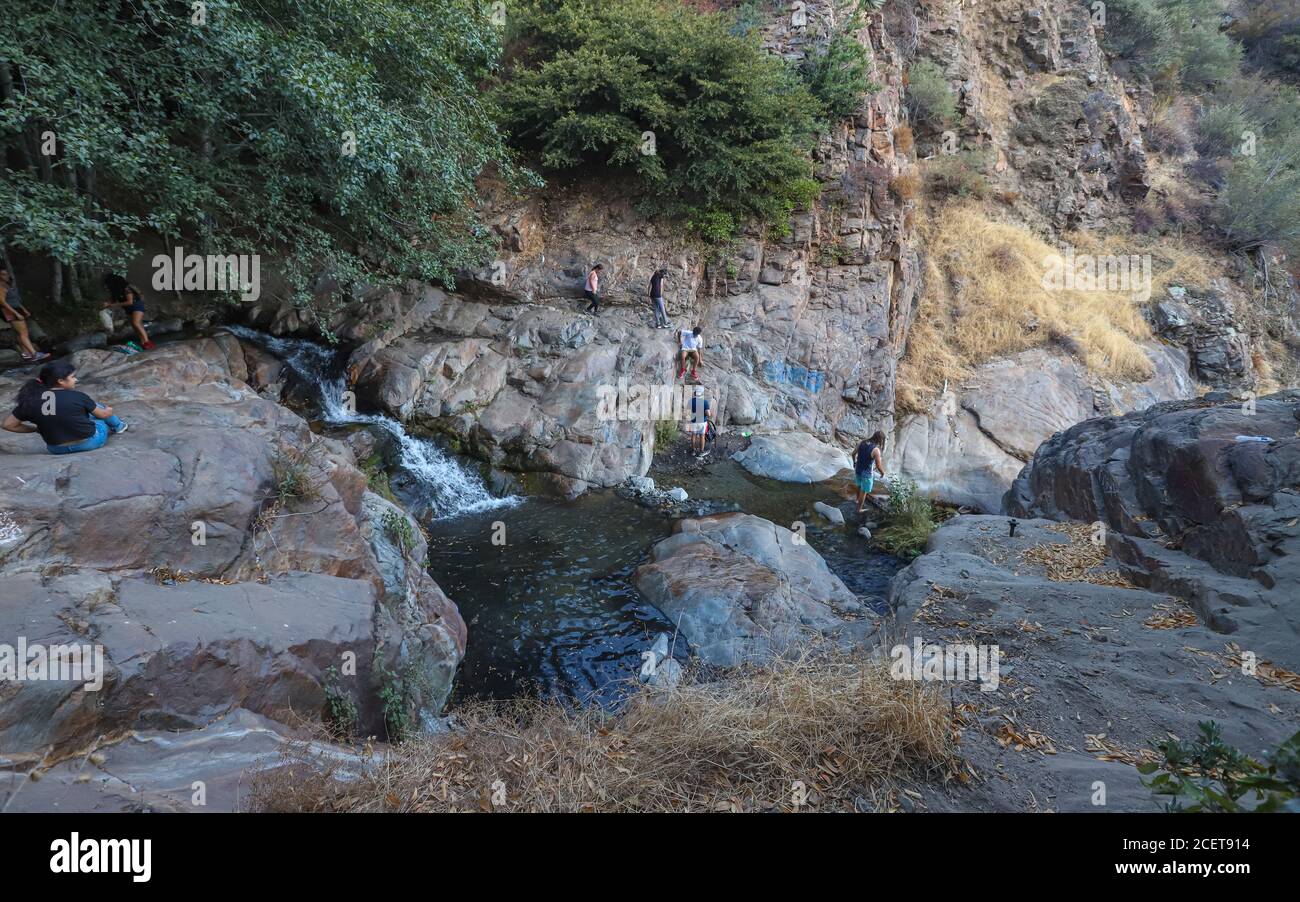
[
  {"xmin": 870, "ymin": 430, "xmax": 886, "ymax": 447},
  {"xmin": 693, "ymin": 385, "xmax": 704, "ymax": 398},
  {"xmin": 17, "ymin": 360, "xmax": 76, "ymax": 409},
  {"xmin": 692, "ymin": 326, "xmax": 702, "ymax": 337},
  {"xmin": 103, "ymin": 272, "xmax": 136, "ymax": 302},
  {"xmin": 592, "ymin": 263, "xmax": 603, "ymax": 273},
  {"xmin": 656, "ymin": 267, "xmax": 668, "ymax": 277}
]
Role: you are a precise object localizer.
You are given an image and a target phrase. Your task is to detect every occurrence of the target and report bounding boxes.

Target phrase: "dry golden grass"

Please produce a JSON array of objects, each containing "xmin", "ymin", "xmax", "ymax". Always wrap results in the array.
[
  {"xmin": 246, "ymin": 648, "xmax": 957, "ymax": 813},
  {"xmin": 890, "ymin": 167, "xmax": 922, "ymax": 201},
  {"xmin": 895, "ymin": 203, "xmax": 1224, "ymax": 413},
  {"xmin": 893, "ymin": 124, "xmax": 914, "ymax": 157}
]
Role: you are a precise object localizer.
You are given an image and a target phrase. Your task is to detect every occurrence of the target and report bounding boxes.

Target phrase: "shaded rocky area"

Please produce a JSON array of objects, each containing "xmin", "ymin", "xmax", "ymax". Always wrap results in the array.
[
  {"xmin": 0, "ymin": 338, "xmax": 464, "ymax": 783},
  {"xmin": 1006, "ymin": 389, "xmax": 1300, "ymax": 671},
  {"xmin": 888, "ymin": 515, "xmax": 1299, "ymax": 812}
]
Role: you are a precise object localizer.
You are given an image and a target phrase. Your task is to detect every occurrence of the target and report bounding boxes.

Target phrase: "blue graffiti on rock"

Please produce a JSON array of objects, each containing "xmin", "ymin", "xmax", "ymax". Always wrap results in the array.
[{"xmin": 763, "ymin": 360, "xmax": 825, "ymax": 393}]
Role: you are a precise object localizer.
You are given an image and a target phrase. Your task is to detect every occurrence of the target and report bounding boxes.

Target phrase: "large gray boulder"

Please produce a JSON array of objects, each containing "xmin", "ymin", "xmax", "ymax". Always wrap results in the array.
[
  {"xmin": 894, "ymin": 343, "xmax": 1196, "ymax": 512},
  {"xmin": 732, "ymin": 432, "xmax": 853, "ymax": 483},
  {"xmin": 1006, "ymin": 390, "xmax": 1300, "ymax": 670},
  {"xmin": 633, "ymin": 513, "xmax": 877, "ymax": 666},
  {"xmin": 0, "ymin": 338, "xmax": 466, "ymax": 762}
]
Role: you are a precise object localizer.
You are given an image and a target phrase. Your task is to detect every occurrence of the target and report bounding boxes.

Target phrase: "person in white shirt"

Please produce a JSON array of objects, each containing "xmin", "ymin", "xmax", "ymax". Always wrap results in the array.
[
  {"xmin": 677, "ymin": 325, "xmax": 702, "ymax": 380},
  {"xmin": 584, "ymin": 264, "xmax": 604, "ymax": 314}
]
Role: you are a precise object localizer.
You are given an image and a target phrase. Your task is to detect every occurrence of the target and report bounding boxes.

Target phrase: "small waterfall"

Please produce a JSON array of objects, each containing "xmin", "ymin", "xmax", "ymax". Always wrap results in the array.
[{"xmin": 224, "ymin": 325, "xmax": 517, "ymax": 520}]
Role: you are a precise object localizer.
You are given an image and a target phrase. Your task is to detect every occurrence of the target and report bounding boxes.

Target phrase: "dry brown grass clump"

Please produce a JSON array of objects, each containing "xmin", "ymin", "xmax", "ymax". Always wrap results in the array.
[
  {"xmin": 893, "ymin": 124, "xmax": 914, "ymax": 156},
  {"xmin": 895, "ymin": 204, "xmax": 1223, "ymax": 414},
  {"xmin": 246, "ymin": 649, "xmax": 957, "ymax": 813},
  {"xmin": 890, "ymin": 167, "xmax": 922, "ymax": 202}
]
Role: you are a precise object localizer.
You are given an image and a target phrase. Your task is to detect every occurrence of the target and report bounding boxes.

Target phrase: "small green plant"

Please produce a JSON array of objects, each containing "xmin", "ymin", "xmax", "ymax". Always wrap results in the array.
[
  {"xmin": 1098, "ymin": 0, "xmax": 1241, "ymax": 91},
  {"xmin": 922, "ymin": 150, "xmax": 990, "ymax": 200},
  {"xmin": 322, "ymin": 666, "xmax": 359, "ymax": 740},
  {"xmin": 374, "ymin": 654, "xmax": 413, "ymax": 743},
  {"xmin": 873, "ymin": 476, "xmax": 937, "ymax": 559},
  {"xmin": 1138, "ymin": 721, "xmax": 1300, "ymax": 812},
  {"xmin": 383, "ymin": 508, "xmax": 418, "ymax": 556},
  {"xmin": 269, "ymin": 445, "xmax": 320, "ymax": 510},
  {"xmin": 496, "ymin": 0, "xmax": 824, "ymax": 235},
  {"xmin": 654, "ymin": 419, "xmax": 679, "ymax": 453},
  {"xmin": 906, "ymin": 59, "xmax": 957, "ymax": 128},
  {"xmin": 362, "ymin": 453, "xmax": 397, "ymax": 503}
]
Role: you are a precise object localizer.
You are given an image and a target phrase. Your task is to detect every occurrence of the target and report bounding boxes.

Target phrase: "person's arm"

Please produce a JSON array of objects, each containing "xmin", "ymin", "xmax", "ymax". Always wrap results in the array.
[
  {"xmin": 91, "ymin": 404, "xmax": 115, "ymax": 419},
  {"xmin": 2, "ymin": 413, "xmax": 37, "ymax": 434},
  {"xmin": 874, "ymin": 447, "xmax": 886, "ymax": 477}
]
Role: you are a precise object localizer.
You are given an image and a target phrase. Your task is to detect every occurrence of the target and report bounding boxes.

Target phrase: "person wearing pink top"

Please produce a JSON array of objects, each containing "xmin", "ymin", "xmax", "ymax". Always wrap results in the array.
[{"xmin": 583, "ymin": 263, "xmax": 604, "ymax": 315}]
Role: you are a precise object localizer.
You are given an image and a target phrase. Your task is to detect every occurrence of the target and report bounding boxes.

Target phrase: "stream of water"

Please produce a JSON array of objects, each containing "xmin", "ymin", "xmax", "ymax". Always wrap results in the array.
[{"xmin": 234, "ymin": 327, "xmax": 901, "ymax": 705}]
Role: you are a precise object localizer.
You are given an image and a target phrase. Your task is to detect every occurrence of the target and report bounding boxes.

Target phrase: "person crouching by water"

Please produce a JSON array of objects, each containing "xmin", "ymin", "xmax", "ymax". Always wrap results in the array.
[
  {"xmin": 103, "ymin": 274, "xmax": 154, "ymax": 350},
  {"xmin": 2, "ymin": 360, "xmax": 129, "ymax": 454},
  {"xmin": 854, "ymin": 430, "xmax": 886, "ymax": 514}
]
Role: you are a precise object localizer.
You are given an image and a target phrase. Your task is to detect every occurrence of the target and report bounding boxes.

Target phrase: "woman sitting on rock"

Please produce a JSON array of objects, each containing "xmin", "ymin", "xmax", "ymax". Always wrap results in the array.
[{"xmin": 2, "ymin": 360, "xmax": 129, "ymax": 455}]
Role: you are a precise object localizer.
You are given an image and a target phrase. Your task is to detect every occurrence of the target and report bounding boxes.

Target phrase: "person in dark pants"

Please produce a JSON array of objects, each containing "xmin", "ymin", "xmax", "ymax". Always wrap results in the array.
[
  {"xmin": 583, "ymin": 263, "xmax": 604, "ymax": 315},
  {"xmin": 649, "ymin": 267, "xmax": 670, "ymax": 328},
  {"xmin": 103, "ymin": 274, "xmax": 154, "ymax": 350},
  {"xmin": 2, "ymin": 360, "xmax": 129, "ymax": 455}
]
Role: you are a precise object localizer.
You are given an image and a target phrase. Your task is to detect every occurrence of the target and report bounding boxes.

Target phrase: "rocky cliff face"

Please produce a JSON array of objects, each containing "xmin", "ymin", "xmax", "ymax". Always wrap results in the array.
[
  {"xmin": 247, "ymin": 1, "xmax": 920, "ymax": 497},
  {"xmin": 234, "ymin": 0, "xmax": 1294, "ymax": 508},
  {"xmin": 886, "ymin": 0, "xmax": 1297, "ymax": 510}
]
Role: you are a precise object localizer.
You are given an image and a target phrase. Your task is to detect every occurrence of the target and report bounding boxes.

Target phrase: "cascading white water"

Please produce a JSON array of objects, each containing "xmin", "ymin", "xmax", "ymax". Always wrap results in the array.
[{"xmin": 225, "ymin": 325, "xmax": 517, "ymax": 520}]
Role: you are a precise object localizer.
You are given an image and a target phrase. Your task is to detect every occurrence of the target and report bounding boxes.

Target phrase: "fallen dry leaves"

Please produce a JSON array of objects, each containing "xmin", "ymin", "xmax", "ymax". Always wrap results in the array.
[
  {"xmin": 1019, "ymin": 523, "xmax": 1133, "ymax": 587},
  {"xmin": 1084, "ymin": 733, "xmax": 1158, "ymax": 766},
  {"xmin": 1183, "ymin": 643, "xmax": 1300, "ymax": 693},
  {"xmin": 1143, "ymin": 601, "xmax": 1199, "ymax": 630}
]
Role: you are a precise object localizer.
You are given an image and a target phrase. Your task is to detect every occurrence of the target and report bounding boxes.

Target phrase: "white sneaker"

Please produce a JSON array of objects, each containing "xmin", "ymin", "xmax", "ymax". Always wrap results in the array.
[{"xmin": 112, "ymin": 422, "xmax": 129, "ymax": 435}]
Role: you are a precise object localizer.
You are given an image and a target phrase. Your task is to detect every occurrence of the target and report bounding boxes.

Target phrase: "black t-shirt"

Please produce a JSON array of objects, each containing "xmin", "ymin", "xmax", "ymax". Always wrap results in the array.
[
  {"xmin": 650, "ymin": 271, "xmax": 665, "ymax": 298},
  {"xmin": 13, "ymin": 389, "xmax": 98, "ymax": 445},
  {"xmin": 855, "ymin": 441, "xmax": 877, "ymax": 475}
]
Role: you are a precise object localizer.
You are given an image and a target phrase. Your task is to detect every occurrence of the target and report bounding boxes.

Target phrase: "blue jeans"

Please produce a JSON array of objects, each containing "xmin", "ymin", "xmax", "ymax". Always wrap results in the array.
[
  {"xmin": 47, "ymin": 415, "xmax": 124, "ymax": 455},
  {"xmin": 653, "ymin": 297, "xmax": 669, "ymax": 327}
]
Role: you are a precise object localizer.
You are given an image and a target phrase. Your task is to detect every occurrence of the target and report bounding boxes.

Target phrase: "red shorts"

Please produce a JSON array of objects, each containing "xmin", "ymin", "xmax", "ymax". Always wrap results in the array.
[{"xmin": 2, "ymin": 307, "xmax": 21, "ymax": 323}]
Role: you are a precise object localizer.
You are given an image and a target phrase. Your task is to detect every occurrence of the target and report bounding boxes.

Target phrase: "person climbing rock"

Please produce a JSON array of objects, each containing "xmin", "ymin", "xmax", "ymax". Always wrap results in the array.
[
  {"xmin": 3, "ymin": 360, "xmax": 129, "ymax": 455},
  {"xmin": 0, "ymin": 268, "xmax": 50, "ymax": 363},
  {"xmin": 677, "ymin": 325, "xmax": 702, "ymax": 380},
  {"xmin": 688, "ymin": 385, "xmax": 712, "ymax": 453},
  {"xmin": 649, "ymin": 266, "xmax": 670, "ymax": 328},
  {"xmin": 583, "ymin": 263, "xmax": 604, "ymax": 315},
  {"xmin": 854, "ymin": 430, "xmax": 887, "ymax": 513},
  {"xmin": 103, "ymin": 273, "xmax": 154, "ymax": 350}
]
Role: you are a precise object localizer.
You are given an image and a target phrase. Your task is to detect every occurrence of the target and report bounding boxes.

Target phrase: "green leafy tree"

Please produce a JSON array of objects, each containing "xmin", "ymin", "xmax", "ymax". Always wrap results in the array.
[
  {"xmin": 493, "ymin": 0, "xmax": 825, "ymax": 241},
  {"xmin": 799, "ymin": 3, "xmax": 880, "ymax": 122},
  {"xmin": 1, "ymin": 0, "xmax": 523, "ymax": 316},
  {"xmin": 1096, "ymin": 0, "xmax": 1240, "ymax": 91},
  {"xmin": 906, "ymin": 59, "xmax": 957, "ymax": 129}
]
